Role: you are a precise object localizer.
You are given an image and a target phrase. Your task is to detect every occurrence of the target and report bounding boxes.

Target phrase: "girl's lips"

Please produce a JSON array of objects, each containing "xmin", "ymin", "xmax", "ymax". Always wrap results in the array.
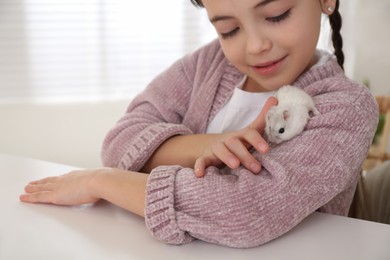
[{"xmin": 252, "ymin": 56, "xmax": 286, "ymax": 77}]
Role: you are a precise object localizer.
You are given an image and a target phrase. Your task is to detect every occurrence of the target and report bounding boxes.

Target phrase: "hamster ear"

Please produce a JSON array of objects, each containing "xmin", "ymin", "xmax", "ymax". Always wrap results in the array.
[
  {"xmin": 283, "ymin": 110, "xmax": 289, "ymax": 120},
  {"xmin": 266, "ymin": 107, "xmax": 276, "ymax": 119}
]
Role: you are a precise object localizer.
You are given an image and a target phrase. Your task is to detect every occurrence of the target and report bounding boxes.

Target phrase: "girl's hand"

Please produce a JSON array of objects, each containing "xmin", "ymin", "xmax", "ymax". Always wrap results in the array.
[
  {"xmin": 194, "ymin": 97, "xmax": 278, "ymax": 177},
  {"xmin": 20, "ymin": 168, "xmax": 147, "ymax": 216},
  {"xmin": 20, "ymin": 169, "xmax": 103, "ymax": 206}
]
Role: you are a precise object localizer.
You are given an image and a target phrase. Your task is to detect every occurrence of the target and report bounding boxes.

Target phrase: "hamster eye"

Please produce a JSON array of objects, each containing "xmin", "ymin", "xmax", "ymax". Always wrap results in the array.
[{"xmin": 279, "ymin": 128, "xmax": 285, "ymax": 134}]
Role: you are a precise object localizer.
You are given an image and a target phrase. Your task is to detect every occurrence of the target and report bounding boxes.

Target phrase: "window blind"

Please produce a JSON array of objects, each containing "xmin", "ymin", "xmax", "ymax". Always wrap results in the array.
[
  {"xmin": 0, "ymin": 1, "xmax": 332, "ymax": 103},
  {"xmin": 0, "ymin": 0, "xmax": 215, "ymax": 102}
]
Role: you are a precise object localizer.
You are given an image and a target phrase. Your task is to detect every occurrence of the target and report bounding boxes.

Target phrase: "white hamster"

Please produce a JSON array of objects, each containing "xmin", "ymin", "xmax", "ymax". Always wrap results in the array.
[{"xmin": 265, "ymin": 85, "xmax": 319, "ymax": 144}]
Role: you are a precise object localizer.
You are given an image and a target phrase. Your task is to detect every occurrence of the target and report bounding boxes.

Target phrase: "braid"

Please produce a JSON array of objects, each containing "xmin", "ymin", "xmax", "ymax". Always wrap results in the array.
[
  {"xmin": 190, "ymin": 0, "xmax": 204, "ymax": 7},
  {"xmin": 329, "ymin": 1, "xmax": 344, "ymax": 70}
]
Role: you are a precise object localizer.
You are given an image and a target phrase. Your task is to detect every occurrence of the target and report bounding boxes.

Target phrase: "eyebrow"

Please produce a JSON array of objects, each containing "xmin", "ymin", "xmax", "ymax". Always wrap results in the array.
[
  {"xmin": 210, "ymin": 0, "xmax": 278, "ymax": 23},
  {"xmin": 255, "ymin": 0, "xmax": 278, "ymax": 8}
]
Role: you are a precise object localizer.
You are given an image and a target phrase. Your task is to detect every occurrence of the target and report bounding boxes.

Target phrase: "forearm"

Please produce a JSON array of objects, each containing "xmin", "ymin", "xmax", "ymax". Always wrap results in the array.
[
  {"xmin": 91, "ymin": 168, "xmax": 148, "ymax": 217},
  {"xmin": 141, "ymin": 133, "xmax": 219, "ymax": 172}
]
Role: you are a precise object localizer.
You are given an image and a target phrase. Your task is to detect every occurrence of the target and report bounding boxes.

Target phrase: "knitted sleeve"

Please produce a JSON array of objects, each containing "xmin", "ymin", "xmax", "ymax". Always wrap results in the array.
[
  {"xmin": 101, "ymin": 39, "xmax": 227, "ymax": 171},
  {"xmin": 101, "ymin": 56, "xmax": 195, "ymax": 171},
  {"xmin": 144, "ymin": 84, "xmax": 379, "ymax": 248}
]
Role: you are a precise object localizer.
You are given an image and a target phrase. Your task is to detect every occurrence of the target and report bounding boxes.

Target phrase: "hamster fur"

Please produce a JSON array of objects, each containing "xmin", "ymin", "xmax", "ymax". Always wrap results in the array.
[{"xmin": 265, "ymin": 85, "xmax": 319, "ymax": 144}]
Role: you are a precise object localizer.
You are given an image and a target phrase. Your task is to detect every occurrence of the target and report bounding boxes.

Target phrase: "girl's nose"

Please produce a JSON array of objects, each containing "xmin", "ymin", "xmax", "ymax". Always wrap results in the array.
[{"xmin": 246, "ymin": 31, "xmax": 272, "ymax": 55}]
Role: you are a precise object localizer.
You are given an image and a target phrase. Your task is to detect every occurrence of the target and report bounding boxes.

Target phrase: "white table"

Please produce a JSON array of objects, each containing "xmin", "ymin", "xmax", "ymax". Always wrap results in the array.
[{"xmin": 1, "ymin": 154, "xmax": 390, "ymax": 260}]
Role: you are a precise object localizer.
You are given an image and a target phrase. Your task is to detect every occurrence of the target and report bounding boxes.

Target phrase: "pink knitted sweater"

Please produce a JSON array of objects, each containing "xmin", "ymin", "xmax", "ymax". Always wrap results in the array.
[{"xmin": 101, "ymin": 39, "xmax": 378, "ymax": 248}]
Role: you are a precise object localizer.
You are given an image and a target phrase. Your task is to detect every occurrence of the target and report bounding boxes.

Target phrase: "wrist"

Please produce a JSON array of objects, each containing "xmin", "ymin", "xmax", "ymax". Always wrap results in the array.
[
  {"xmin": 87, "ymin": 168, "xmax": 148, "ymax": 216},
  {"xmin": 88, "ymin": 167, "xmax": 113, "ymax": 201}
]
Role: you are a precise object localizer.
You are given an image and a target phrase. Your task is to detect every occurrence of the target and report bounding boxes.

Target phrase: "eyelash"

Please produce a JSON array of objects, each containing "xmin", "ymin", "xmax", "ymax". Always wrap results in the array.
[
  {"xmin": 220, "ymin": 28, "xmax": 240, "ymax": 39},
  {"xmin": 220, "ymin": 9, "xmax": 292, "ymax": 40},
  {"xmin": 266, "ymin": 9, "xmax": 291, "ymax": 23}
]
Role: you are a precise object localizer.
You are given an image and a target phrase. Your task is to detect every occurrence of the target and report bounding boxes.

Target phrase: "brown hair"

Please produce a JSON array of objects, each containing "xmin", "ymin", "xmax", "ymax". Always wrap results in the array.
[
  {"xmin": 329, "ymin": 1, "xmax": 344, "ymax": 69},
  {"xmin": 190, "ymin": 0, "xmax": 203, "ymax": 7}
]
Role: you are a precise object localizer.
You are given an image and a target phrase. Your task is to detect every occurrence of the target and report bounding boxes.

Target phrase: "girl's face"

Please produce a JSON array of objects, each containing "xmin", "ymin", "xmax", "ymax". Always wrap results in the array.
[{"xmin": 202, "ymin": 0, "xmax": 330, "ymax": 92}]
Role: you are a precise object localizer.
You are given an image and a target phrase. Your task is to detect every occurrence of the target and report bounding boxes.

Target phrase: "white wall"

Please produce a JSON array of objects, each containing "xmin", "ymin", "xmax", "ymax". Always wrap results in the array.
[
  {"xmin": 0, "ymin": 100, "xmax": 130, "ymax": 168},
  {"xmin": 340, "ymin": 0, "xmax": 390, "ymax": 95}
]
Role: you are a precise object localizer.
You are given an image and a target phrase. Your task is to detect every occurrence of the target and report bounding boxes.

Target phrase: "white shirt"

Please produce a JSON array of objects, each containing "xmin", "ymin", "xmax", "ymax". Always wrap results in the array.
[
  {"xmin": 206, "ymin": 50, "xmax": 331, "ymax": 134},
  {"xmin": 206, "ymin": 76, "xmax": 276, "ymax": 133}
]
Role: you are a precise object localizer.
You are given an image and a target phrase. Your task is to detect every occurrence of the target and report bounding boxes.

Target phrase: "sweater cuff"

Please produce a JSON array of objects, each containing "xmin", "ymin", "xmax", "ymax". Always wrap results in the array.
[
  {"xmin": 118, "ymin": 123, "xmax": 193, "ymax": 171},
  {"xmin": 144, "ymin": 165, "xmax": 194, "ymax": 245}
]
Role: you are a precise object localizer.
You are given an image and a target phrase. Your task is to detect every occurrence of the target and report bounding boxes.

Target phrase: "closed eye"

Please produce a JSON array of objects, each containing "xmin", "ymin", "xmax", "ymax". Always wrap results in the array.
[
  {"xmin": 266, "ymin": 9, "xmax": 291, "ymax": 23},
  {"xmin": 220, "ymin": 27, "xmax": 240, "ymax": 39}
]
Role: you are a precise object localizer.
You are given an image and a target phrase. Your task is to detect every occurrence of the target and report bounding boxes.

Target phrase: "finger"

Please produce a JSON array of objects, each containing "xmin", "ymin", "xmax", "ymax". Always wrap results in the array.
[
  {"xmin": 24, "ymin": 183, "xmax": 55, "ymax": 193},
  {"xmin": 194, "ymin": 158, "xmax": 206, "ymax": 178},
  {"xmin": 242, "ymin": 128, "xmax": 269, "ymax": 153},
  {"xmin": 212, "ymin": 142, "xmax": 240, "ymax": 169},
  {"xmin": 19, "ymin": 191, "xmax": 53, "ymax": 204},
  {"xmin": 225, "ymin": 137, "xmax": 261, "ymax": 174},
  {"xmin": 250, "ymin": 96, "xmax": 278, "ymax": 133},
  {"xmin": 29, "ymin": 176, "xmax": 59, "ymax": 185}
]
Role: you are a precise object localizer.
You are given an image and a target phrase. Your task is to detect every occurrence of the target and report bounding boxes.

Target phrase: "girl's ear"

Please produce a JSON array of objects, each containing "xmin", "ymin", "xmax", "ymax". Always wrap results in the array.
[{"xmin": 320, "ymin": 0, "xmax": 337, "ymax": 15}]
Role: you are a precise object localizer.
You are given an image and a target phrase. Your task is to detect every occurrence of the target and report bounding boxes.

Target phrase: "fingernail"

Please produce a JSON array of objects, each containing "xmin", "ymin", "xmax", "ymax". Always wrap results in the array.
[
  {"xmin": 250, "ymin": 163, "xmax": 260, "ymax": 173},
  {"xmin": 195, "ymin": 168, "xmax": 203, "ymax": 178},
  {"xmin": 229, "ymin": 158, "xmax": 238, "ymax": 168},
  {"xmin": 258, "ymin": 143, "xmax": 268, "ymax": 152}
]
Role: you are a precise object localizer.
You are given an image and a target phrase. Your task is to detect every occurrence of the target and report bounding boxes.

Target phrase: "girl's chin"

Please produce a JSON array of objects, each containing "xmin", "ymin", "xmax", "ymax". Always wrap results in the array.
[{"xmin": 245, "ymin": 75, "xmax": 289, "ymax": 93}]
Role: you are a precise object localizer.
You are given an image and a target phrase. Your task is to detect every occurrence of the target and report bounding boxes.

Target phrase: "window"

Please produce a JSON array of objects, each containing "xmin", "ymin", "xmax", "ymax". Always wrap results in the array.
[
  {"xmin": 0, "ymin": 0, "xmax": 215, "ymax": 102},
  {"xmin": 0, "ymin": 1, "xmax": 333, "ymax": 103}
]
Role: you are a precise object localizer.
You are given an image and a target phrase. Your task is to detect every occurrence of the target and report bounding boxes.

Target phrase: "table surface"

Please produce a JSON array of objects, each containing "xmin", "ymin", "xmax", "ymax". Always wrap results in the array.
[{"xmin": 1, "ymin": 153, "xmax": 390, "ymax": 260}]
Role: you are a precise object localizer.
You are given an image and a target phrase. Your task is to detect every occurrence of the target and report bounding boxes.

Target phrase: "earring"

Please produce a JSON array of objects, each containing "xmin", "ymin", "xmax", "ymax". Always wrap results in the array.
[{"xmin": 327, "ymin": 6, "xmax": 334, "ymax": 13}]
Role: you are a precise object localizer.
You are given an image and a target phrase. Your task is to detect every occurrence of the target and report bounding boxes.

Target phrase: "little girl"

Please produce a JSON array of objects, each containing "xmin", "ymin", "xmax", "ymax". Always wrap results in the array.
[{"xmin": 20, "ymin": 0, "xmax": 379, "ymax": 248}]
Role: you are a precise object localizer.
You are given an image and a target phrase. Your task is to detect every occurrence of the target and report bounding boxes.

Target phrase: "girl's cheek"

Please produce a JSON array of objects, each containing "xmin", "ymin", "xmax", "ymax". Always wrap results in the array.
[{"xmin": 221, "ymin": 41, "xmax": 243, "ymax": 64}]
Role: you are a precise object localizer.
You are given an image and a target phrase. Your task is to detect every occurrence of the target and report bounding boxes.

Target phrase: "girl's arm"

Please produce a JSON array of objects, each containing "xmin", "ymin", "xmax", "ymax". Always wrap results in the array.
[
  {"xmin": 144, "ymin": 87, "xmax": 379, "ymax": 248},
  {"xmin": 140, "ymin": 133, "xmax": 218, "ymax": 172},
  {"xmin": 141, "ymin": 97, "xmax": 277, "ymax": 176},
  {"xmin": 20, "ymin": 168, "xmax": 148, "ymax": 217},
  {"xmin": 100, "ymin": 59, "xmax": 197, "ymax": 172},
  {"xmin": 101, "ymin": 39, "xmax": 244, "ymax": 173}
]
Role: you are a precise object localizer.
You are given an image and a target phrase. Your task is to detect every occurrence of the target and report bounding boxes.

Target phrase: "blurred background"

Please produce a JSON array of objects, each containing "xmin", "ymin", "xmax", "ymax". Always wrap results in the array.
[{"xmin": 0, "ymin": 0, "xmax": 389, "ymax": 168}]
